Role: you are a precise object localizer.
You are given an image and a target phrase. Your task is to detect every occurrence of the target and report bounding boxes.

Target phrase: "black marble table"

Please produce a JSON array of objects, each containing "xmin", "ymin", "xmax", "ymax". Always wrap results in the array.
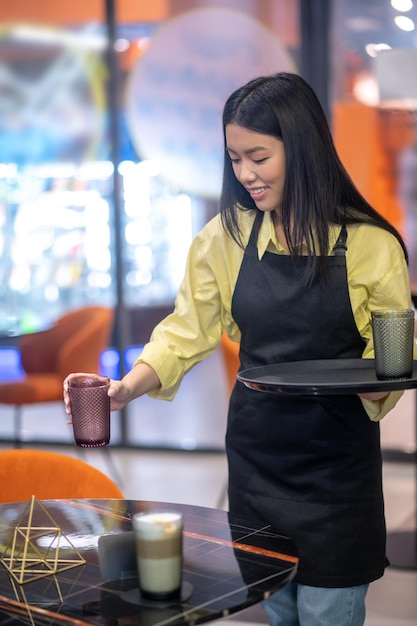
[{"xmin": 0, "ymin": 499, "xmax": 298, "ymax": 625}]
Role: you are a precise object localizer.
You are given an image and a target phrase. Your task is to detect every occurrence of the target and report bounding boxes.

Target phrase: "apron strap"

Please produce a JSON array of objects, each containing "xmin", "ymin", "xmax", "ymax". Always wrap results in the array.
[
  {"xmin": 246, "ymin": 211, "xmax": 263, "ymax": 252},
  {"xmin": 333, "ymin": 224, "xmax": 348, "ymax": 256},
  {"xmin": 247, "ymin": 215, "xmax": 348, "ymax": 258}
]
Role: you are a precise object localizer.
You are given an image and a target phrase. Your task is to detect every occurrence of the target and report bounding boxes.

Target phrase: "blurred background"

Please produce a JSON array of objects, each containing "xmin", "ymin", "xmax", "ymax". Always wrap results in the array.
[{"xmin": 0, "ymin": 0, "xmax": 417, "ymax": 454}]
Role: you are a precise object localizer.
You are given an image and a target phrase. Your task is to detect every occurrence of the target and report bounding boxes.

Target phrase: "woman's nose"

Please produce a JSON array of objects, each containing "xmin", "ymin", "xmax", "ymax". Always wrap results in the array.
[{"xmin": 238, "ymin": 162, "xmax": 256, "ymax": 184}]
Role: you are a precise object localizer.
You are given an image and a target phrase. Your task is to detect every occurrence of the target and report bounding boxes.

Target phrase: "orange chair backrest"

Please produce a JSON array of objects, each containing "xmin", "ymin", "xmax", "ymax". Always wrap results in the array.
[
  {"xmin": 219, "ymin": 332, "xmax": 240, "ymax": 395},
  {"xmin": 0, "ymin": 449, "xmax": 124, "ymax": 503},
  {"xmin": 19, "ymin": 306, "xmax": 114, "ymax": 379}
]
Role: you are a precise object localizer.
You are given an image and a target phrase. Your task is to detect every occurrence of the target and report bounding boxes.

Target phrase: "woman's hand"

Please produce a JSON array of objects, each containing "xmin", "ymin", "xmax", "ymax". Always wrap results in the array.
[
  {"xmin": 357, "ymin": 391, "xmax": 389, "ymax": 401},
  {"xmin": 63, "ymin": 373, "xmax": 135, "ymax": 416},
  {"xmin": 63, "ymin": 362, "xmax": 161, "ymax": 417},
  {"xmin": 63, "ymin": 373, "xmax": 93, "ymax": 421},
  {"xmin": 107, "ymin": 379, "xmax": 133, "ymax": 411}
]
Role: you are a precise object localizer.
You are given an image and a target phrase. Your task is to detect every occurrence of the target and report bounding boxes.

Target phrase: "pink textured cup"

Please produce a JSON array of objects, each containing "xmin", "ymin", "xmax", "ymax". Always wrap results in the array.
[{"xmin": 68, "ymin": 374, "xmax": 110, "ymax": 447}]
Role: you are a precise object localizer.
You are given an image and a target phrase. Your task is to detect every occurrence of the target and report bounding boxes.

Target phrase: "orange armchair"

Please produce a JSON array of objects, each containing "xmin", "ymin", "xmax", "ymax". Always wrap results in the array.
[
  {"xmin": 219, "ymin": 332, "xmax": 240, "ymax": 395},
  {"xmin": 217, "ymin": 333, "xmax": 240, "ymax": 510},
  {"xmin": 0, "ymin": 306, "xmax": 114, "ymax": 444},
  {"xmin": 0, "ymin": 449, "xmax": 124, "ymax": 503}
]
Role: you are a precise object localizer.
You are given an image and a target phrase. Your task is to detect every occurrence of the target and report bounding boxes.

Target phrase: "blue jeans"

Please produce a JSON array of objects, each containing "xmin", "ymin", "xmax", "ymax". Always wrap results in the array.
[{"xmin": 262, "ymin": 581, "xmax": 369, "ymax": 626}]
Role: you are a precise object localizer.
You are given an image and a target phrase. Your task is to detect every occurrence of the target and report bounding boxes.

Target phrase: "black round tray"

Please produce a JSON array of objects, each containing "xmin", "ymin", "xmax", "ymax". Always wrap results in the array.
[{"xmin": 237, "ymin": 359, "xmax": 417, "ymax": 395}]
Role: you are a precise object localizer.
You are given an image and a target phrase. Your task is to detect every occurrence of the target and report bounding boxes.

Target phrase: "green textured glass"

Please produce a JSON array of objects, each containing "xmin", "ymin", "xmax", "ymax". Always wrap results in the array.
[{"xmin": 371, "ymin": 309, "xmax": 415, "ymax": 380}]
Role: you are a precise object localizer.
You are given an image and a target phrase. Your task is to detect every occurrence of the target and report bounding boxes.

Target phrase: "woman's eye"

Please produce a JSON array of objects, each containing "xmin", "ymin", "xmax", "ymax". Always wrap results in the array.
[{"xmin": 253, "ymin": 158, "xmax": 267, "ymax": 164}]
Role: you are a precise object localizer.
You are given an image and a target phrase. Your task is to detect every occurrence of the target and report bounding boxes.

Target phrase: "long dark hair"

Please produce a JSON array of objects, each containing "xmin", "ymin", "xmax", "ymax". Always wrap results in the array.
[{"xmin": 220, "ymin": 72, "xmax": 408, "ymax": 284}]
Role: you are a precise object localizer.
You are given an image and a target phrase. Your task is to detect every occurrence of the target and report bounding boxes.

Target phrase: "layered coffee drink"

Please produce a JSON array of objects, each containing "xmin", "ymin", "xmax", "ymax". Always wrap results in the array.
[{"xmin": 133, "ymin": 511, "xmax": 183, "ymax": 600}]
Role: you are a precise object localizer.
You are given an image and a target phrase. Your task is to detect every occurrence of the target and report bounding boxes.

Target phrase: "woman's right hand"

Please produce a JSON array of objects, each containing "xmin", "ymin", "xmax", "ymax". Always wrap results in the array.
[
  {"xmin": 63, "ymin": 362, "xmax": 161, "ymax": 416},
  {"xmin": 107, "ymin": 379, "xmax": 133, "ymax": 411},
  {"xmin": 63, "ymin": 373, "xmax": 131, "ymax": 417}
]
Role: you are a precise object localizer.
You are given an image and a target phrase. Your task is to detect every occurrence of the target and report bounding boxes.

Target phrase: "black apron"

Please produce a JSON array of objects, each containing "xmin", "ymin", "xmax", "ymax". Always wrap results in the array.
[{"xmin": 227, "ymin": 212, "xmax": 386, "ymax": 588}]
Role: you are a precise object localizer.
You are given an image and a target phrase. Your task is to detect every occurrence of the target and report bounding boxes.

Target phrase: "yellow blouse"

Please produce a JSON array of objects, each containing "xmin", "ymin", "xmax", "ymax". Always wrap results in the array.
[{"xmin": 136, "ymin": 209, "xmax": 412, "ymax": 421}]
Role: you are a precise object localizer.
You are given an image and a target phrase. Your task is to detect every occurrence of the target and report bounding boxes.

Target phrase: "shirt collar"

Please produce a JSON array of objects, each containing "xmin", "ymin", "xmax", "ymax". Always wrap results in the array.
[
  {"xmin": 256, "ymin": 212, "xmax": 282, "ymax": 258},
  {"xmin": 256, "ymin": 212, "xmax": 343, "ymax": 259}
]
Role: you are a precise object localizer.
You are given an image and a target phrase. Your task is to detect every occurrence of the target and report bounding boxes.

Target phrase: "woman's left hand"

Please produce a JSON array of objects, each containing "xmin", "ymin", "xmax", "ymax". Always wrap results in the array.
[{"xmin": 357, "ymin": 391, "xmax": 389, "ymax": 401}]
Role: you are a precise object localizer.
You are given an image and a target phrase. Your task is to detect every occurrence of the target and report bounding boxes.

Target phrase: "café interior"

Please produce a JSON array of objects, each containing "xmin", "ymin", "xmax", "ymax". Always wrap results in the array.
[{"xmin": 0, "ymin": 1, "xmax": 417, "ymax": 624}]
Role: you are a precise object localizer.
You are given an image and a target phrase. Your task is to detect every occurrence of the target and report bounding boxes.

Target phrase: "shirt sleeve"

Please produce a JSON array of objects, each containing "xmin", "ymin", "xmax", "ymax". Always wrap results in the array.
[
  {"xmin": 134, "ymin": 215, "xmax": 242, "ymax": 401},
  {"xmin": 347, "ymin": 223, "xmax": 413, "ymax": 421}
]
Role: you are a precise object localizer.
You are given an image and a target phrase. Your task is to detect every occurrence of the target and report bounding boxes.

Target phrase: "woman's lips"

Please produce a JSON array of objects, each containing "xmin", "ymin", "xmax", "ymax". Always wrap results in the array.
[{"xmin": 247, "ymin": 187, "xmax": 267, "ymax": 200}]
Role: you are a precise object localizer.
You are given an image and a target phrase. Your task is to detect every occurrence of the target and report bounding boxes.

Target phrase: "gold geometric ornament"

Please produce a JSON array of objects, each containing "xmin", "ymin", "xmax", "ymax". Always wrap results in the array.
[{"xmin": 0, "ymin": 496, "xmax": 86, "ymax": 584}]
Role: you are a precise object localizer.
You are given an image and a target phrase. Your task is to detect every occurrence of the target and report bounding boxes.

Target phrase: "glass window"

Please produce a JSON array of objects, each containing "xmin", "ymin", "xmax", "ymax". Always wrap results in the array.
[
  {"xmin": 330, "ymin": 0, "xmax": 417, "ymax": 455},
  {"xmin": 0, "ymin": 1, "xmax": 301, "ymax": 337},
  {"xmin": 0, "ymin": 15, "xmax": 114, "ymax": 334},
  {"xmin": 331, "ymin": 0, "xmax": 417, "ymax": 290}
]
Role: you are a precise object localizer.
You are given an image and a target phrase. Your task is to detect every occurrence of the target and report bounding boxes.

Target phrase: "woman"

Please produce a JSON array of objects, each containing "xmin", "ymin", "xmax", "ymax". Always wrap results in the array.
[{"xmin": 64, "ymin": 73, "xmax": 412, "ymax": 626}]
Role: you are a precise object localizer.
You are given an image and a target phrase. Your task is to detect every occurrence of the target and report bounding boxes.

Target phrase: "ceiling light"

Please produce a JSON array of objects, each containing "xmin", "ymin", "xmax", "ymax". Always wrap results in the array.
[
  {"xmin": 11, "ymin": 25, "xmax": 107, "ymax": 50},
  {"xmin": 114, "ymin": 38, "xmax": 130, "ymax": 52},
  {"xmin": 391, "ymin": 0, "xmax": 413, "ymax": 12},
  {"xmin": 365, "ymin": 43, "xmax": 392, "ymax": 57},
  {"xmin": 352, "ymin": 72, "xmax": 380, "ymax": 106},
  {"xmin": 394, "ymin": 15, "xmax": 415, "ymax": 30}
]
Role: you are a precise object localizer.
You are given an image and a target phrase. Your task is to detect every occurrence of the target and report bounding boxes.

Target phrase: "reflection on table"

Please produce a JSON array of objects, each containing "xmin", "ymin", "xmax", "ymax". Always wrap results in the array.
[{"xmin": 0, "ymin": 499, "xmax": 298, "ymax": 625}]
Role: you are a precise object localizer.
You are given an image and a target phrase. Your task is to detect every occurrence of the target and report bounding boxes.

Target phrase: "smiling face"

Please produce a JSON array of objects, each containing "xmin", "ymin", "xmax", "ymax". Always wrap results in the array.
[{"xmin": 225, "ymin": 122, "xmax": 286, "ymax": 217}]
